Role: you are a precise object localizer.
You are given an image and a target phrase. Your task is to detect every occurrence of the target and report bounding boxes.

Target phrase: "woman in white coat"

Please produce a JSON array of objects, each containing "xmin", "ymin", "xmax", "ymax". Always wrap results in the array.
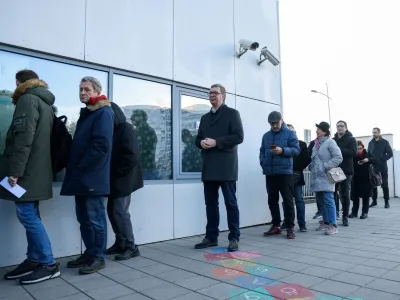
[{"xmin": 310, "ymin": 122, "xmax": 343, "ymax": 235}]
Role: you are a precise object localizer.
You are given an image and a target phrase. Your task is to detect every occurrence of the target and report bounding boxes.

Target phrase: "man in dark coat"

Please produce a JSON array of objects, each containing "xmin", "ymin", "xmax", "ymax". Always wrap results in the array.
[
  {"xmin": 333, "ymin": 120, "xmax": 357, "ymax": 226},
  {"xmin": 62, "ymin": 77, "xmax": 114, "ymax": 275},
  {"xmin": 0, "ymin": 70, "xmax": 60, "ymax": 285},
  {"xmin": 105, "ymin": 102, "xmax": 144, "ymax": 261},
  {"xmin": 194, "ymin": 84, "xmax": 243, "ymax": 252},
  {"xmin": 365, "ymin": 127, "xmax": 393, "ymax": 208},
  {"xmin": 281, "ymin": 124, "xmax": 310, "ymax": 232},
  {"xmin": 260, "ymin": 112, "xmax": 300, "ymax": 239}
]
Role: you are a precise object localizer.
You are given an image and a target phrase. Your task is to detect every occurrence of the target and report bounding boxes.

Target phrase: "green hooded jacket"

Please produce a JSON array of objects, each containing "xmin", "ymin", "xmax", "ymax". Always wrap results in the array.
[{"xmin": 0, "ymin": 79, "xmax": 55, "ymax": 201}]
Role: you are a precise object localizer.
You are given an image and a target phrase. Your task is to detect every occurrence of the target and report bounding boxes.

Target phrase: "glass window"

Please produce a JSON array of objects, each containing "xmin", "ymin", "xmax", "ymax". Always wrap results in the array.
[
  {"xmin": 113, "ymin": 74, "xmax": 172, "ymax": 180},
  {"xmin": 180, "ymin": 94, "xmax": 210, "ymax": 175},
  {"xmin": 0, "ymin": 50, "xmax": 109, "ymax": 181}
]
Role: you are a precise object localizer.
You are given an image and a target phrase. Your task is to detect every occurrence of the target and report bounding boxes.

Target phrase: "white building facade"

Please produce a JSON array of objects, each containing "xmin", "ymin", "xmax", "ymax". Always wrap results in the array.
[{"xmin": 0, "ymin": 0, "xmax": 282, "ymax": 267}]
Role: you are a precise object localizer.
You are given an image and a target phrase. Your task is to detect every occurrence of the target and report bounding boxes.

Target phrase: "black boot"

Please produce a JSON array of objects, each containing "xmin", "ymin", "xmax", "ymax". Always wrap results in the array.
[
  {"xmin": 370, "ymin": 200, "xmax": 377, "ymax": 208},
  {"xmin": 115, "ymin": 246, "xmax": 140, "ymax": 261},
  {"xmin": 385, "ymin": 200, "xmax": 390, "ymax": 208},
  {"xmin": 360, "ymin": 213, "xmax": 368, "ymax": 219},
  {"xmin": 106, "ymin": 243, "xmax": 125, "ymax": 255},
  {"xmin": 342, "ymin": 217, "xmax": 349, "ymax": 227}
]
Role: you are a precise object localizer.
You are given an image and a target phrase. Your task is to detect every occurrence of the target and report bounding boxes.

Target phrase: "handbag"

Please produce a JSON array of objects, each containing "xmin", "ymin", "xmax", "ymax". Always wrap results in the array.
[
  {"xmin": 369, "ymin": 164, "xmax": 382, "ymax": 187},
  {"xmin": 317, "ymin": 152, "xmax": 346, "ymax": 184}
]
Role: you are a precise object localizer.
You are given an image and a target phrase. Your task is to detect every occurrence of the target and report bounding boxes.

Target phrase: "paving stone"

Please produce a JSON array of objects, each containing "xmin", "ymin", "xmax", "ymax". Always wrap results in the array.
[
  {"xmin": 85, "ymin": 284, "xmax": 135, "ymax": 300},
  {"xmin": 70, "ymin": 276, "xmax": 116, "ymax": 291},
  {"xmin": 123, "ymin": 276, "xmax": 168, "ymax": 292},
  {"xmin": 0, "ymin": 294, "xmax": 35, "ymax": 300},
  {"xmin": 274, "ymin": 260, "xmax": 311, "ymax": 272},
  {"xmin": 280, "ymin": 272, "xmax": 325, "ymax": 288},
  {"xmin": 348, "ymin": 287, "xmax": 400, "ymax": 300},
  {"xmin": 349, "ymin": 264, "xmax": 388, "ymax": 277},
  {"xmin": 22, "ymin": 278, "xmax": 66, "ymax": 292},
  {"xmin": 156, "ymin": 269, "xmax": 198, "ymax": 282},
  {"xmin": 134, "ymin": 263, "xmax": 177, "ymax": 275},
  {"xmin": 313, "ymin": 259, "xmax": 355, "ymax": 271},
  {"xmin": 330, "ymin": 271, "xmax": 375, "ymax": 286},
  {"xmin": 109, "ymin": 294, "xmax": 152, "ymax": 300},
  {"xmin": 106, "ymin": 269, "xmax": 148, "ymax": 283},
  {"xmin": 366, "ymin": 278, "xmax": 400, "ymax": 295},
  {"xmin": 300, "ymin": 266, "xmax": 342, "ymax": 279},
  {"xmin": 290, "ymin": 255, "xmax": 327, "ymax": 265},
  {"xmin": 29, "ymin": 284, "xmax": 80, "ymax": 300},
  {"xmin": 310, "ymin": 279, "xmax": 360, "ymax": 297},
  {"xmin": 381, "ymin": 269, "xmax": 400, "ymax": 282},
  {"xmin": 197, "ymin": 282, "xmax": 248, "ymax": 300},
  {"xmin": 361, "ymin": 258, "xmax": 399, "ymax": 269},
  {"xmin": 141, "ymin": 282, "xmax": 191, "ymax": 299},
  {"xmin": 175, "ymin": 276, "xmax": 220, "ymax": 291},
  {"xmin": 172, "ymin": 292, "xmax": 215, "ymax": 300},
  {"xmin": 52, "ymin": 293, "xmax": 92, "ymax": 300},
  {"xmin": 378, "ymin": 253, "xmax": 400, "ymax": 263}
]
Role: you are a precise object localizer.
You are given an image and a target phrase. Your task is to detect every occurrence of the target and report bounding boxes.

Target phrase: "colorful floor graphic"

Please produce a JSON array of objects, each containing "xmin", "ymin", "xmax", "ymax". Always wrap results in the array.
[{"xmin": 204, "ymin": 248, "xmax": 362, "ymax": 300}]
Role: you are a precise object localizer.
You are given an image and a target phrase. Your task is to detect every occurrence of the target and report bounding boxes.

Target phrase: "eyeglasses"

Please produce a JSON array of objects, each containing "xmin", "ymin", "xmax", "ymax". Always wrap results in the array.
[
  {"xmin": 208, "ymin": 91, "xmax": 221, "ymax": 96},
  {"xmin": 336, "ymin": 125, "xmax": 345, "ymax": 128},
  {"xmin": 270, "ymin": 122, "xmax": 280, "ymax": 127}
]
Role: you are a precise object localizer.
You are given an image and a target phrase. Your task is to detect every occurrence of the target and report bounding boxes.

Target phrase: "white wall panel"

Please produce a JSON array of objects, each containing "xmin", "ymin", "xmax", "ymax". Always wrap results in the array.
[
  {"xmin": 237, "ymin": 97, "xmax": 277, "ymax": 227},
  {"xmin": 0, "ymin": 0, "xmax": 85, "ymax": 59},
  {"xmin": 106, "ymin": 184, "xmax": 174, "ymax": 247},
  {"xmin": 173, "ymin": 183, "xmax": 228, "ymax": 239},
  {"xmin": 0, "ymin": 187, "xmax": 80, "ymax": 268},
  {"xmin": 173, "ymin": 0, "xmax": 235, "ymax": 92},
  {"xmin": 234, "ymin": 0, "xmax": 282, "ymax": 103},
  {"xmin": 85, "ymin": 0, "xmax": 173, "ymax": 79}
]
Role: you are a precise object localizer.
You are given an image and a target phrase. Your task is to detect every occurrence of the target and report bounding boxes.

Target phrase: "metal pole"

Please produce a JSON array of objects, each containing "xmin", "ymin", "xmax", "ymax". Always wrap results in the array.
[{"xmin": 326, "ymin": 82, "xmax": 332, "ymax": 126}]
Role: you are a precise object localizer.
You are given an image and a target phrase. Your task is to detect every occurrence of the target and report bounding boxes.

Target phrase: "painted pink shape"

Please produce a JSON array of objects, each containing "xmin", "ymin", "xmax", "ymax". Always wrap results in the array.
[
  {"xmin": 231, "ymin": 252, "xmax": 262, "ymax": 259},
  {"xmin": 204, "ymin": 253, "xmax": 234, "ymax": 261}
]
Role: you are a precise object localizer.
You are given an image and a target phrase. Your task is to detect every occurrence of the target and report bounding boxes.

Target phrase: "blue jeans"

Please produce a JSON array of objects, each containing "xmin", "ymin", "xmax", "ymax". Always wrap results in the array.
[
  {"xmin": 294, "ymin": 184, "xmax": 306, "ymax": 227},
  {"xmin": 204, "ymin": 181, "xmax": 240, "ymax": 241},
  {"xmin": 75, "ymin": 196, "xmax": 107, "ymax": 260},
  {"xmin": 15, "ymin": 202, "xmax": 55, "ymax": 265},
  {"xmin": 316, "ymin": 192, "xmax": 336, "ymax": 225}
]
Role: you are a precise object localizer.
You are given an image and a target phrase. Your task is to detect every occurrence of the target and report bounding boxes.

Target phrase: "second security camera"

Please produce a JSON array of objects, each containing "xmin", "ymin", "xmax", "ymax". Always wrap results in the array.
[
  {"xmin": 236, "ymin": 39, "xmax": 259, "ymax": 58},
  {"xmin": 257, "ymin": 47, "xmax": 281, "ymax": 66}
]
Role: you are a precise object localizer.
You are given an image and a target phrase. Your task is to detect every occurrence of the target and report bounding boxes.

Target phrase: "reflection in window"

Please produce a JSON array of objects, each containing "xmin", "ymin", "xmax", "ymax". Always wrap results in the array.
[
  {"xmin": 0, "ymin": 50, "xmax": 108, "ymax": 181},
  {"xmin": 0, "ymin": 90, "xmax": 14, "ymax": 164},
  {"xmin": 180, "ymin": 95, "xmax": 211, "ymax": 173},
  {"xmin": 113, "ymin": 75, "xmax": 172, "ymax": 180}
]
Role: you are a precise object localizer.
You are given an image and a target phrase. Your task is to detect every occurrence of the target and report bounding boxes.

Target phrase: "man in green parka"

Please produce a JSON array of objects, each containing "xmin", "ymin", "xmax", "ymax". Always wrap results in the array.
[{"xmin": 0, "ymin": 70, "xmax": 60, "ymax": 285}]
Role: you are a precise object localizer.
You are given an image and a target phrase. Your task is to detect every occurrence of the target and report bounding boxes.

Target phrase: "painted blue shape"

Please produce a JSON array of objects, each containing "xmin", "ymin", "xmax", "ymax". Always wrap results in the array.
[
  {"xmin": 211, "ymin": 247, "xmax": 229, "ymax": 254},
  {"xmin": 235, "ymin": 275, "xmax": 275, "ymax": 290},
  {"xmin": 242, "ymin": 265, "xmax": 282, "ymax": 278},
  {"xmin": 229, "ymin": 290, "xmax": 275, "ymax": 300}
]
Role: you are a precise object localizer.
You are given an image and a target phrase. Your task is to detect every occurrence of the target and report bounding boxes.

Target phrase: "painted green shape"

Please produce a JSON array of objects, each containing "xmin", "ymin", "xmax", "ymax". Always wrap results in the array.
[{"xmin": 228, "ymin": 290, "xmax": 274, "ymax": 300}]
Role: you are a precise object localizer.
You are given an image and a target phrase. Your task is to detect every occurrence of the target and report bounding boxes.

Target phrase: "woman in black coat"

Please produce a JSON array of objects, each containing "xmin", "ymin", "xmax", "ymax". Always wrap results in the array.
[{"xmin": 350, "ymin": 141, "xmax": 372, "ymax": 219}]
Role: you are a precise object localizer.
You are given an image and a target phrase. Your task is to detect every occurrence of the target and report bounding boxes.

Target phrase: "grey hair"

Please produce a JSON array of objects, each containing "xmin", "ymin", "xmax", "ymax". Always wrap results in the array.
[
  {"xmin": 211, "ymin": 83, "xmax": 226, "ymax": 100},
  {"xmin": 81, "ymin": 76, "xmax": 102, "ymax": 93}
]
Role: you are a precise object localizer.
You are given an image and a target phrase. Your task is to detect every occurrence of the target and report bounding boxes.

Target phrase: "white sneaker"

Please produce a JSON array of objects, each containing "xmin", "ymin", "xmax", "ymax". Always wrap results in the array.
[
  {"xmin": 315, "ymin": 221, "xmax": 328, "ymax": 231},
  {"xmin": 325, "ymin": 225, "xmax": 338, "ymax": 235}
]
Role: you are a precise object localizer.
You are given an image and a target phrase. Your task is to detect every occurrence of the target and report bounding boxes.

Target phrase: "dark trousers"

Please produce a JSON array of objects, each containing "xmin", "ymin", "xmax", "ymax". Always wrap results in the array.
[
  {"xmin": 352, "ymin": 196, "xmax": 370, "ymax": 215},
  {"xmin": 107, "ymin": 195, "xmax": 135, "ymax": 248},
  {"xmin": 75, "ymin": 196, "xmax": 107, "ymax": 260},
  {"xmin": 336, "ymin": 175, "xmax": 352, "ymax": 218},
  {"xmin": 203, "ymin": 181, "xmax": 240, "ymax": 242},
  {"xmin": 266, "ymin": 175, "xmax": 295, "ymax": 228},
  {"xmin": 372, "ymin": 171, "xmax": 389, "ymax": 201}
]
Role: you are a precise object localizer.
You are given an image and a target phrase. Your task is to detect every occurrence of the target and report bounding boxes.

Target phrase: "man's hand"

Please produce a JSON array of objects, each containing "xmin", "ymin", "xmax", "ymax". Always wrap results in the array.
[
  {"xmin": 271, "ymin": 146, "xmax": 283, "ymax": 155},
  {"xmin": 363, "ymin": 158, "xmax": 369, "ymax": 163},
  {"xmin": 8, "ymin": 176, "xmax": 18, "ymax": 187},
  {"xmin": 205, "ymin": 138, "xmax": 217, "ymax": 148},
  {"xmin": 200, "ymin": 139, "xmax": 210, "ymax": 149}
]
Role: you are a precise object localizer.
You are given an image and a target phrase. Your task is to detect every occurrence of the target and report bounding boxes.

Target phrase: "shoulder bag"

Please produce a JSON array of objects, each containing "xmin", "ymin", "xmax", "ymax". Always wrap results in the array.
[
  {"xmin": 369, "ymin": 164, "xmax": 382, "ymax": 188},
  {"xmin": 317, "ymin": 152, "xmax": 346, "ymax": 184}
]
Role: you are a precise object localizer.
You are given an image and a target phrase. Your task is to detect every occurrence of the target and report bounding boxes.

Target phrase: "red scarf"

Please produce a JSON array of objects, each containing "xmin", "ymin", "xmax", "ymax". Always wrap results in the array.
[
  {"xmin": 88, "ymin": 95, "xmax": 107, "ymax": 105},
  {"xmin": 357, "ymin": 151, "xmax": 364, "ymax": 158}
]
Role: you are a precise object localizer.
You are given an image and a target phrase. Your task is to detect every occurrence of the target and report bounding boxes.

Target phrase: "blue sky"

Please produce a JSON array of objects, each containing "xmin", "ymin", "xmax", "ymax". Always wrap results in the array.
[{"xmin": 279, "ymin": 0, "xmax": 400, "ymax": 148}]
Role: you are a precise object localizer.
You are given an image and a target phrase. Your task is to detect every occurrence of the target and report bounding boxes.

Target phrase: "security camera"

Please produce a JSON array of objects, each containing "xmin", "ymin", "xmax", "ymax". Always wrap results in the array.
[
  {"xmin": 236, "ymin": 39, "xmax": 259, "ymax": 58},
  {"xmin": 257, "ymin": 47, "xmax": 281, "ymax": 66}
]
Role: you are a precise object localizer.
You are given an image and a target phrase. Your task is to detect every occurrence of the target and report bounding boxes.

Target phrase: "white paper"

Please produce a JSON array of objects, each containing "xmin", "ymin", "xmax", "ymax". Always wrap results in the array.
[{"xmin": 0, "ymin": 177, "xmax": 26, "ymax": 198}]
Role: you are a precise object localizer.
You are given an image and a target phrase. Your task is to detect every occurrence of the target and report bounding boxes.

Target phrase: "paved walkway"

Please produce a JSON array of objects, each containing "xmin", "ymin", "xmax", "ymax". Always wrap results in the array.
[{"xmin": 2, "ymin": 200, "xmax": 400, "ymax": 300}]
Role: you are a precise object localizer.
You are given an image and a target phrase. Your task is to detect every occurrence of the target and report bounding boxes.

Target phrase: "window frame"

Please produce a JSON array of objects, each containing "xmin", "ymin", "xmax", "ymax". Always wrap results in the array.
[{"xmin": 173, "ymin": 85, "xmax": 209, "ymax": 180}]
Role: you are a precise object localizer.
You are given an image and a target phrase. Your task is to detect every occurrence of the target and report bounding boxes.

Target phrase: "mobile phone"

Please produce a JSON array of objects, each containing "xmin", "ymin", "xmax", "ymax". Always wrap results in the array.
[
  {"xmin": 358, "ymin": 160, "xmax": 364, "ymax": 165},
  {"xmin": 270, "ymin": 145, "xmax": 277, "ymax": 150}
]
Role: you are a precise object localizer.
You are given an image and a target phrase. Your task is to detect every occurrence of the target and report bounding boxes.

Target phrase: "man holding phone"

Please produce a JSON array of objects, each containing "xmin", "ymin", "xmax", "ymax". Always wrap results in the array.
[{"xmin": 259, "ymin": 111, "xmax": 300, "ymax": 239}]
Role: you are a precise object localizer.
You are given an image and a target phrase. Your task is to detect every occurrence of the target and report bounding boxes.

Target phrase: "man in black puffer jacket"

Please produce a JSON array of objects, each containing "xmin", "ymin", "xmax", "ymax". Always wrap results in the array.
[{"xmin": 333, "ymin": 121, "xmax": 357, "ymax": 227}]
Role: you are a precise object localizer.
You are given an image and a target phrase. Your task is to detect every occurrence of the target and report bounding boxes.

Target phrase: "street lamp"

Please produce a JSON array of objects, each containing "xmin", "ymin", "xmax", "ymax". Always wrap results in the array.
[{"xmin": 311, "ymin": 82, "xmax": 332, "ymax": 126}]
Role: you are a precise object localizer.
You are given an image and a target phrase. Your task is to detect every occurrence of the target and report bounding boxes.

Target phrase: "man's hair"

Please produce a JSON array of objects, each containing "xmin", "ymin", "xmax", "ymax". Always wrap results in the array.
[
  {"xmin": 211, "ymin": 83, "xmax": 226, "ymax": 100},
  {"xmin": 336, "ymin": 120, "xmax": 348, "ymax": 128},
  {"xmin": 373, "ymin": 127, "xmax": 381, "ymax": 133},
  {"xmin": 16, "ymin": 69, "xmax": 39, "ymax": 84},
  {"xmin": 81, "ymin": 76, "xmax": 102, "ymax": 93}
]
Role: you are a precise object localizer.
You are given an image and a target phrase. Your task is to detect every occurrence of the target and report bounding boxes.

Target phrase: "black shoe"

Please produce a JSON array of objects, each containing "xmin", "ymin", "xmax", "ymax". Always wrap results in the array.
[
  {"xmin": 19, "ymin": 264, "xmax": 60, "ymax": 285},
  {"xmin": 4, "ymin": 260, "xmax": 39, "ymax": 280},
  {"xmin": 228, "ymin": 240, "xmax": 239, "ymax": 252},
  {"xmin": 313, "ymin": 211, "xmax": 322, "ymax": 219},
  {"xmin": 370, "ymin": 201, "xmax": 377, "ymax": 208},
  {"xmin": 360, "ymin": 213, "xmax": 368, "ymax": 219},
  {"xmin": 342, "ymin": 217, "xmax": 349, "ymax": 227},
  {"xmin": 106, "ymin": 243, "xmax": 125, "ymax": 255},
  {"xmin": 264, "ymin": 226, "xmax": 282, "ymax": 236},
  {"xmin": 287, "ymin": 228, "xmax": 296, "ymax": 239},
  {"xmin": 281, "ymin": 221, "xmax": 287, "ymax": 230},
  {"xmin": 299, "ymin": 226, "xmax": 308, "ymax": 232},
  {"xmin": 194, "ymin": 238, "xmax": 218, "ymax": 249},
  {"xmin": 67, "ymin": 255, "xmax": 91, "ymax": 269},
  {"xmin": 79, "ymin": 259, "xmax": 105, "ymax": 275},
  {"xmin": 385, "ymin": 201, "xmax": 390, "ymax": 208},
  {"xmin": 115, "ymin": 246, "xmax": 140, "ymax": 261},
  {"xmin": 348, "ymin": 213, "xmax": 357, "ymax": 219}
]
